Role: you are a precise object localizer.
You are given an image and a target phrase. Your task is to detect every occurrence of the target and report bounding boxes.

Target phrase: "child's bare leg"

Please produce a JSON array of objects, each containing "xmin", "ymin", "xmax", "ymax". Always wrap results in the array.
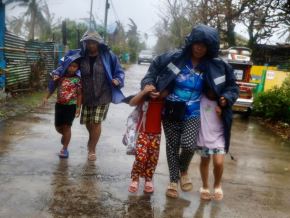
[
  {"xmin": 55, "ymin": 126, "xmax": 64, "ymax": 145},
  {"xmin": 61, "ymin": 125, "xmax": 71, "ymax": 150},
  {"xmin": 200, "ymin": 156, "xmax": 210, "ymax": 189},
  {"xmin": 55, "ymin": 126, "xmax": 63, "ymax": 134},
  {"xmin": 212, "ymin": 154, "xmax": 224, "ymax": 189}
]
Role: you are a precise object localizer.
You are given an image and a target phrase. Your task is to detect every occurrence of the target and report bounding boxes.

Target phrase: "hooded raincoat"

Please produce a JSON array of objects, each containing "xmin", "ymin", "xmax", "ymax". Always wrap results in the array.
[
  {"xmin": 141, "ymin": 24, "xmax": 239, "ymax": 152},
  {"xmin": 79, "ymin": 31, "xmax": 125, "ymax": 104},
  {"xmin": 48, "ymin": 49, "xmax": 81, "ymax": 93},
  {"xmin": 50, "ymin": 31, "xmax": 125, "ymax": 104}
]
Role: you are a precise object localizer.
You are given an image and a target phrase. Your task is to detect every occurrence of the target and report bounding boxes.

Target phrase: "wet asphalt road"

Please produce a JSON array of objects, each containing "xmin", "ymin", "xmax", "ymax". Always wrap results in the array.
[{"xmin": 0, "ymin": 64, "xmax": 290, "ymax": 218}]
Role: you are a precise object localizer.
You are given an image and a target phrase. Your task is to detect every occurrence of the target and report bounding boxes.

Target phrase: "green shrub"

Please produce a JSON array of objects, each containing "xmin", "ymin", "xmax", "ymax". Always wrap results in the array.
[{"xmin": 253, "ymin": 74, "xmax": 290, "ymax": 123}]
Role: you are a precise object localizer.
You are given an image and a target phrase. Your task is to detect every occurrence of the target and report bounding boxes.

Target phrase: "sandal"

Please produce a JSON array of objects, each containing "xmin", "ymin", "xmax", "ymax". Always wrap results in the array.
[
  {"xmin": 199, "ymin": 187, "xmax": 211, "ymax": 200},
  {"xmin": 166, "ymin": 182, "xmax": 179, "ymax": 198},
  {"xmin": 213, "ymin": 187, "xmax": 223, "ymax": 201},
  {"xmin": 59, "ymin": 149, "xmax": 69, "ymax": 158},
  {"xmin": 88, "ymin": 153, "xmax": 96, "ymax": 161},
  {"xmin": 180, "ymin": 174, "xmax": 193, "ymax": 192},
  {"xmin": 128, "ymin": 180, "xmax": 139, "ymax": 193},
  {"xmin": 144, "ymin": 181, "xmax": 154, "ymax": 193}
]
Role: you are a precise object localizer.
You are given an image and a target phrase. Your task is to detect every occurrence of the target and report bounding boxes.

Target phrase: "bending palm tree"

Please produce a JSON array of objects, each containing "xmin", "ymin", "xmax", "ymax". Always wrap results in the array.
[{"xmin": 6, "ymin": 0, "xmax": 51, "ymax": 40}]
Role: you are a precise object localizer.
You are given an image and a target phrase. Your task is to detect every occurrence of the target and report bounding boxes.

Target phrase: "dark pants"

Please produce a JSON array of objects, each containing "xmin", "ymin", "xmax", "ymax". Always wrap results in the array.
[{"xmin": 163, "ymin": 117, "xmax": 200, "ymax": 183}]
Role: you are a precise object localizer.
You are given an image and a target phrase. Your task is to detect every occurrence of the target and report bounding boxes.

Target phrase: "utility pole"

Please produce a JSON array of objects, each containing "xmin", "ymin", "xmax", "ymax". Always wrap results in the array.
[
  {"xmin": 89, "ymin": 0, "xmax": 94, "ymax": 31},
  {"xmin": 104, "ymin": 0, "xmax": 110, "ymax": 43},
  {"xmin": 61, "ymin": 20, "xmax": 67, "ymax": 46}
]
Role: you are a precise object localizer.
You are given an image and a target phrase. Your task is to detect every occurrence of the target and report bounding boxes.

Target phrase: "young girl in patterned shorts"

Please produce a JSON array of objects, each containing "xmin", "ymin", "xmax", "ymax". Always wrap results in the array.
[
  {"xmin": 127, "ymin": 85, "xmax": 167, "ymax": 193},
  {"xmin": 197, "ymin": 84, "xmax": 229, "ymax": 201}
]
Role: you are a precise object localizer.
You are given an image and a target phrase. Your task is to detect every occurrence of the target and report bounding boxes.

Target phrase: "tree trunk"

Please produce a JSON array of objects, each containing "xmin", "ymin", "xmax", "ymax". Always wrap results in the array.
[
  {"xmin": 227, "ymin": 22, "xmax": 236, "ymax": 46},
  {"xmin": 247, "ymin": 20, "xmax": 255, "ymax": 50},
  {"xmin": 29, "ymin": 0, "xmax": 36, "ymax": 40},
  {"xmin": 225, "ymin": 0, "xmax": 236, "ymax": 46}
]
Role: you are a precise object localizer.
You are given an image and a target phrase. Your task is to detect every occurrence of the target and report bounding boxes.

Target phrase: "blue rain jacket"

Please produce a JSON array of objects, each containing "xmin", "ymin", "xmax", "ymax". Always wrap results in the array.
[
  {"xmin": 141, "ymin": 24, "xmax": 239, "ymax": 152},
  {"xmin": 48, "ymin": 49, "xmax": 81, "ymax": 93},
  {"xmin": 50, "ymin": 31, "xmax": 125, "ymax": 104},
  {"xmin": 80, "ymin": 31, "xmax": 125, "ymax": 104}
]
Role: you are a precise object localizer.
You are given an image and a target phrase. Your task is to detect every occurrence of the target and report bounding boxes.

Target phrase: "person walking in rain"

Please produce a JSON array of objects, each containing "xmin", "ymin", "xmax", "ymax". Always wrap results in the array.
[
  {"xmin": 141, "ymin": 24, "xmax": 239, "ymax": 198},
  {"xmin": 43, "ymin": 50, "xmax": 82, "ymax": 158},
  {"xmin": 79, "ymin": 31, "xmax": 125, "ymax": 161}
]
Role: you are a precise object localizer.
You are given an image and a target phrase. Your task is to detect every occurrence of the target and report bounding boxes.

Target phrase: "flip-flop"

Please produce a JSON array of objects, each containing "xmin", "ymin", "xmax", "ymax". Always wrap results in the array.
[
  {"xmin": 166, "ymin": 182, "xmax": 179, "ymax": 198},
  {"xmin": 199, "ymin": 187, "xmax": 211, "ymax": 200},
  {"xmin": 213, "ymin": 187, "xmax": 223, "ymax": 201},
  {"xmin": 59, "ymin": 149, "xmax": 69, "ymax": 158},
  {"xmin": 88, "ymin": 153, "xmax": 96, "ymax": 161},
  {"xmin": 144, "ymin": 181, "xmax": 154, "ymax": 193},
  {"xmin": 128, "ymin": 180, "xmax": 139, "ymax": 193},
  {"xmin": 180, "ymin": 174, "xmax": 193, "ymax": 192}
]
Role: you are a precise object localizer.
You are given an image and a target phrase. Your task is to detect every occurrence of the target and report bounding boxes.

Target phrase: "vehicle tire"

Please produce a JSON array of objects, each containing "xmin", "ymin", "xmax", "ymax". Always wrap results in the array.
[{"xmin": 243, "ymin": 108, "xmax": 252, "ymax": 118}]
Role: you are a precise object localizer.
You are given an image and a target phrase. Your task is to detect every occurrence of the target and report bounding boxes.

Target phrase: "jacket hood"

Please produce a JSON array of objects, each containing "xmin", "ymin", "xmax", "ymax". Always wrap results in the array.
[
  {"xmin": 183, "ymin": 24, "xmax": 220, "ymax": 58},
  {"xmin": 48, "ymin": 49, "xmax": 81, "ymax": 93},
  {"xmin": 52, "ymin": 49, "xmax": 82, "ymax": 77},
  {"xmin": 80, "ymin": 31, "xmax": 109, "ymax": 55}
]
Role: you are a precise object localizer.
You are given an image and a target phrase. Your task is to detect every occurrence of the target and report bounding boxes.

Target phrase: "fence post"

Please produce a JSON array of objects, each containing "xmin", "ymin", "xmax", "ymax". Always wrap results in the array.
[{"xmin": 0, "ymin": 1, "xmax": 6, "ymax": 93}]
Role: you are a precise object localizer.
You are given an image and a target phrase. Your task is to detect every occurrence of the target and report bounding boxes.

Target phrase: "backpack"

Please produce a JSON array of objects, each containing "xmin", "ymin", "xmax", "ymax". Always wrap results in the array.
[{"xmin": 122, "ymin": 101, "xmax": 149, "ymax": 155}]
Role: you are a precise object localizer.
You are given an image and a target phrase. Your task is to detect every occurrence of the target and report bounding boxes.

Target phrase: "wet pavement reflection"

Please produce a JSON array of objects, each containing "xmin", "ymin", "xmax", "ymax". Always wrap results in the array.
[{"xmin": 0, "ymin": 64, "xmax": 290, "ymax": 218}]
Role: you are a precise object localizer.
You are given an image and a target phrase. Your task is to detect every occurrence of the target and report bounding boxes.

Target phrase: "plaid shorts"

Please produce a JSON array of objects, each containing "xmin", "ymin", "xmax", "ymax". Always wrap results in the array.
[{"xmin": 80, "ymin": 104, "xmax": 110, "ymax": 124}]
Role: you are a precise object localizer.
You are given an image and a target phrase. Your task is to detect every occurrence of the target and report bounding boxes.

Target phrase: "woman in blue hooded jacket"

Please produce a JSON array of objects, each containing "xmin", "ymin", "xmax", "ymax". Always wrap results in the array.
[
  {"xmin": 141, "ymin": 24, "xmax": 239, "ymax": 198},
  {"xmin": 51, "ymin": 31, "xmax": 125, "ymax": 161},
  {"xmin": 79, "ymin": 31, "xmax": 125, "ymax": 161}
]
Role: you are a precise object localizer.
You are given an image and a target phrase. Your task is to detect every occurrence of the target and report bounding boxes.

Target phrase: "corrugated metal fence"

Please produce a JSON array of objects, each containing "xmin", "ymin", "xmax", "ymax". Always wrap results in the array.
[{"xmin": 4, "ymin": 32, "xmax": 59, "ymax": 92}]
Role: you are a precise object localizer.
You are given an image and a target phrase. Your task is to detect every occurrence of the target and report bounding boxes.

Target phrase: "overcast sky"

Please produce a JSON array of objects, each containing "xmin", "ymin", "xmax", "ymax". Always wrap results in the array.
[
  {"xmin": 6, "ymin": 0, "xmax": 161, "ymax": 47},
  {"xmin": 6, "ymin": 0, "xmax": 285, "ymax": 47}
]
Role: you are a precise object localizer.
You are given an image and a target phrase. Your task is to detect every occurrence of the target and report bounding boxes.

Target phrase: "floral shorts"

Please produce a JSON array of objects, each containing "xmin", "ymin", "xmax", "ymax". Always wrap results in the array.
[{"xmin": 196, "ymin": 146, "xmax": 225, "ymax": 158}]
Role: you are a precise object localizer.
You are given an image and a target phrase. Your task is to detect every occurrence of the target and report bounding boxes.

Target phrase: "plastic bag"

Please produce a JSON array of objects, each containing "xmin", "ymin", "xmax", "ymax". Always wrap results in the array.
[{"xmin": 122, "ymin": 102, "xmax": 148, "ymax": 155}]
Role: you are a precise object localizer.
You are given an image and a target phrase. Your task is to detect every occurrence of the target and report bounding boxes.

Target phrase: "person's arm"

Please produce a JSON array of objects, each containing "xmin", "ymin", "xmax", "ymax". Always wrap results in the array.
[
  {"xmin": 220, "ymin": 62, "xmax": 240, "ymax": 107},
  {"xmin": 75, "ymin": 93, "xmax": 82, "ymax": 117},
  {"xmin": 141, "ymin": 51, "xmax": 177, "ymax": 98},
  {"xmin": 111, "ymin": 52, "xmax": 125, "ymax": 88},
  {"xmin": 129, "ymin": 85, "xmax": 156, "ymax": 106},
  {"xmin": 75, "ymin": 80, "xmax": 82, "ymax": 117},
  {"xmin": 42, "ymin": 91, "xmax": 54, "ymax": 106},
  {"xmin": 159, "ymin": 89, "xmax": 169, "ymax": 99},
  {"xmin": 141, "ymin": 55, "xmax": 162, "ymax": 89}
]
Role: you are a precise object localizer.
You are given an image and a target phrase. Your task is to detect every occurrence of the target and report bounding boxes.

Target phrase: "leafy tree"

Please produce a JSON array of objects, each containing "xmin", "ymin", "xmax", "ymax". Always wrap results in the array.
[
  {"xmin": 126, "ymin": 18, "xmax": 145, "ymax": 62},
  {"xmin": 241, "ymin": 0, "xmax": 286, "ymax": 49},
  {"xmin": 51, "ymin": 19, "xmax": 87, "ymax": 49},
  {"xmin": 154, "ymin": 0, "xmax": 290, "ymax": 51},
  {"xmin": 185, "ymin": 0, "xmax": 249, "ymax": 47},
  {"xmin": 278, "ymin": 0, "xmax": 290, "ymax": 42},
  {"xmin": 154, "ymin": 18, "xmax": 172, "ymax": 54},
  {"xmin": 154, "ymin": 0, "xmax": 192, "ymax": 53},
  {"xmin": 6, "ymin": 0, "xmax": 51, "ymax": 40}
]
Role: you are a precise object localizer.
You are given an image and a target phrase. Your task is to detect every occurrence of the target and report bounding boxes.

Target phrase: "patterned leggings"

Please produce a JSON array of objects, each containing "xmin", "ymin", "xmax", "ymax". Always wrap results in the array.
[
  {"xmin": 131, "ymin": 132, "xmax": 161, "ymax": 181},
  {"xmin": 163, "ymin": 117, "xmax": 200, "ymax": 183}
]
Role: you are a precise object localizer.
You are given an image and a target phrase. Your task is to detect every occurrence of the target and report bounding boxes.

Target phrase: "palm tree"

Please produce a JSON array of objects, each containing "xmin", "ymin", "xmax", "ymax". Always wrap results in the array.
[{"xmin": 6, "ymin": 0, "xmax": 51, "ymax": 40}]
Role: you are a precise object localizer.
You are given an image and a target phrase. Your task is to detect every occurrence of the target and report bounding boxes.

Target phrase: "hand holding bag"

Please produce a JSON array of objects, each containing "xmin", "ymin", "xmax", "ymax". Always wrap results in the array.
[{"xmin": 122, "ymin": 102, "xmax": 149, "ymax": 155}]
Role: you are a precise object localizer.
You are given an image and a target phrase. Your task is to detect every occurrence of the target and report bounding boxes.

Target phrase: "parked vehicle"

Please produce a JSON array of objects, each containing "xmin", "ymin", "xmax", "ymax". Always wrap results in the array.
[
  {"xmin": 138, "ymin": 50, "xmax": 154, "ymax": 64},
  {"xmin": 220, "ymin": 47, "xmax": 257, "ymax": 116}
]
